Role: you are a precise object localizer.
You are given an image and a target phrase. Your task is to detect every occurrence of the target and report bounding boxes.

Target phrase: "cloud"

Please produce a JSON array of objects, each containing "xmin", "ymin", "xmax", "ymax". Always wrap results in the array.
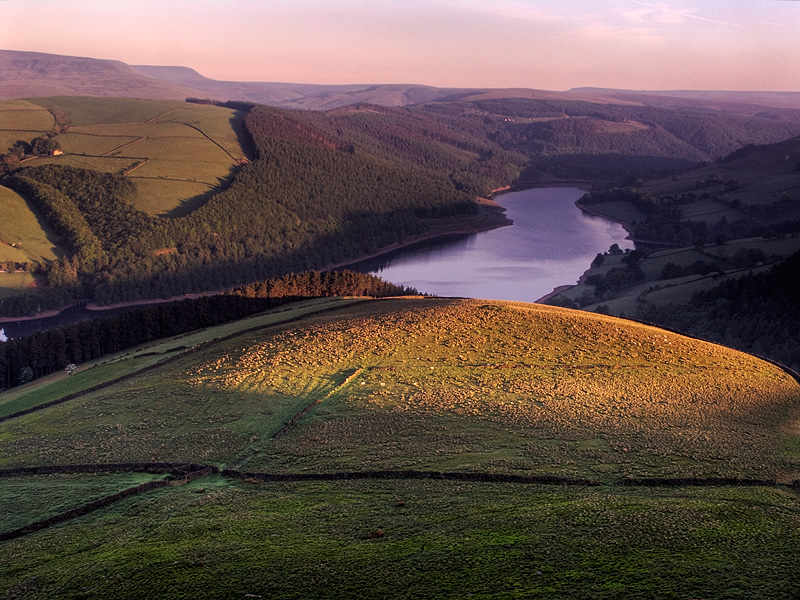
[
  {"xmin": 622, "ymin": 0, "xmax": 741, "ymax": 26},
  {"xmin": 437, "ymin": 0, "xmax": 569, "ymax": 23},
  {"xmin": 569, "ymin": 21, "xmax": 664, "ymax": 43}
]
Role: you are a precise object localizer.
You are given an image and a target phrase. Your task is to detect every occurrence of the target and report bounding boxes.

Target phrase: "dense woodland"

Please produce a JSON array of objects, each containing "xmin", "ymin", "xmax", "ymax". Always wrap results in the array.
[
  {"xmin": 3, "ymin": 98, "xmax": 800, "ymax": 316},
  {"xmin": 636, "ymin": 251, "xmax": 800, "ymax": 372},
  {"xmin": 0, "ymin": 271, "xmax": 415, "ymax": 389}
]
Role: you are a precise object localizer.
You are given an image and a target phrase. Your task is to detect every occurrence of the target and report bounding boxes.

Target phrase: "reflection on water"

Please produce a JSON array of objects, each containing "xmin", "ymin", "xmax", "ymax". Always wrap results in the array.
[
  {"xmin": 347, "ymin": 187, "xmax": 634, "ymax": 302},
  {"xmin": 0, "ymin": 303, "xmax": 134, "ymax": 339}
]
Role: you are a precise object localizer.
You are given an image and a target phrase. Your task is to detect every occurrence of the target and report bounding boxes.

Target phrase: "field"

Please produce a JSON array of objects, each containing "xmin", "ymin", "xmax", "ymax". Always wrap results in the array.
[
  {"xmin": 1, "ymin": 97, "xmax": 250, "ymax": 216},
  {"xmin": 2, "ymin": 477, "xmax": 800, "ymax": 599},
  {"xmin": 0, "ymin": 99, "xmax": 54, "ymax": 135},
  {"xmin": 1, "ymin": 297, "xmax": 798, "ymax": 597},
  {"xmin": 0, "ymin": 471, "xmax": 165, "ymax": 534},
  {"xmin": 0, "ymin": 171, "xmax": 62, "ymax": 271}
]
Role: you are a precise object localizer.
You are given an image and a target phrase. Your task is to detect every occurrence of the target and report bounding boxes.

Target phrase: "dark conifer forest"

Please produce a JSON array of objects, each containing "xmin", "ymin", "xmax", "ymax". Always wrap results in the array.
[
  {"xmin": 0, "ymin": 271, "xmax": 415, "ymax": 389},
  {"xmin": 3, "ymin": 98, "xmax": 800, "ymax": 316}
]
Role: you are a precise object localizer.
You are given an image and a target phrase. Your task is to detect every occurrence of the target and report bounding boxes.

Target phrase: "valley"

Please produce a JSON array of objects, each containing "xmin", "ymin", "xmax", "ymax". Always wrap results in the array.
[{"xmin": 1, "ymin": 49, "xmax": 800, "ymax": 599}]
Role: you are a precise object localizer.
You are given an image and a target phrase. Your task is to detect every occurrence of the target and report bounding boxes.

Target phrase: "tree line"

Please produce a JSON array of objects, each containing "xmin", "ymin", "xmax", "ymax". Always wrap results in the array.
[{"xmin": 0, "ymin": 271, "xmax": 417, "ymax": 390}]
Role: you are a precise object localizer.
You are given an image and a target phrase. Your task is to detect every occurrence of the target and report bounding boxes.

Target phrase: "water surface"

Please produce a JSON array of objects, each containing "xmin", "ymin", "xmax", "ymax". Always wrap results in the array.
[{"xmin": 349, "ymin": 187, "xmax": 633, "ymax": 302}]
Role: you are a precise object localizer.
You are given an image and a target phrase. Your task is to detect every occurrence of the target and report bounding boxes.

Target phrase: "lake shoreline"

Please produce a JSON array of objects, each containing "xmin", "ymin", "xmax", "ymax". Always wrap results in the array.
[
  {"xmin": 350, "ymin": 186, "xmax": 633, "ymax": 304},
  {"xmin": 0, "ymin": 202, "xmax": 512, "ymax": 326}
]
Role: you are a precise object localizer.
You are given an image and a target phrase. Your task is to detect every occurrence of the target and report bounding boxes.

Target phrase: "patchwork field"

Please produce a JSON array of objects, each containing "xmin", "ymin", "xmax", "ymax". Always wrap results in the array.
[
  {"xmin": 1, "ymin": 97, "xmax": 250, "ymax": 216},
  {"xmin": 1, "ymin": 297, "xmax": 798, "ymax": 598}
]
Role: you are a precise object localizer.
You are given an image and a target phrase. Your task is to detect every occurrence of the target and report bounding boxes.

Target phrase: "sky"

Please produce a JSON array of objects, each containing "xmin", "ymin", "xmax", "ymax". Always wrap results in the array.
[{"xmin": 2, "ymin": 0, "xmax": 799, "ymax": 91}]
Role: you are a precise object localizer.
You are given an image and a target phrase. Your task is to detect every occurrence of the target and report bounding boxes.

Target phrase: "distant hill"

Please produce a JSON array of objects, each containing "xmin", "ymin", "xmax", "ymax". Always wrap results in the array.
[
  {"xmin": 569, "ymin": 87, "xmax": 800, "ymax": 119},
  {"xmin": 132, "ymin": 64, "xmax": 469, "ymax": 110},
  {"xmin": 0, "ymin": 50, "xmax": 196, "ymax": 100},
  {"xmin": 5, "ymin": 49, "xmax": 800, "ymax": 115}
]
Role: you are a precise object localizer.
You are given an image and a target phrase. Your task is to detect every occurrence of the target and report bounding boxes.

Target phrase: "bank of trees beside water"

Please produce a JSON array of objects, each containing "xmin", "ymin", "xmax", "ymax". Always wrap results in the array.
[
  {"xmin": 0, "ymin": 104, "xmax": 525, "ymax": 316},
  {"xmin": 2, "ymin": 98, "xmax": 800, "ymax": 317},
  {"xmin": 0, "ymin": 271, "xmax": 416, "ymax": 390},
  {"xmin": 636, "ymin": 251, "xmax": 800, "ymax": 372}
]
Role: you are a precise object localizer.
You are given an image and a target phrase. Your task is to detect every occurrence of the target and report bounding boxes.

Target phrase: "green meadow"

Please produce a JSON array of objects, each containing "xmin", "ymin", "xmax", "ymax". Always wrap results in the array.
[
  {"xmin": 2, "ymin": 477, "xmax": 800, "ymax": 600},
  {"xmin": 2, "ymin": 97, "xmax": 250, "ymax": 216}
]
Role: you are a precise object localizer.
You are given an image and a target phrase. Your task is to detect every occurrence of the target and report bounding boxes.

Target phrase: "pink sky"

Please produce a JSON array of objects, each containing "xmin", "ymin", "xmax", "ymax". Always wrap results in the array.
[{"xmin": 2, "ymin": 0, "xmax": 799, "ymax": 90}]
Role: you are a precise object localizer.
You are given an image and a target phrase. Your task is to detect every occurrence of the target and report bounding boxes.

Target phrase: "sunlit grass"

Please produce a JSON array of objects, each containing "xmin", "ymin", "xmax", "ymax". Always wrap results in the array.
[{"xmin": 2, "ymin": 298, "xmax": 796, "ymax": 480}]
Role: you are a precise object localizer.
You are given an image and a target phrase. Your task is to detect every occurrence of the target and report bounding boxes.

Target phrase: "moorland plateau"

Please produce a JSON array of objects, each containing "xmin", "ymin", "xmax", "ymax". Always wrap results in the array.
[{"xmin": 1, "ymin": 50, "xmax": 800, "ymax": 598}]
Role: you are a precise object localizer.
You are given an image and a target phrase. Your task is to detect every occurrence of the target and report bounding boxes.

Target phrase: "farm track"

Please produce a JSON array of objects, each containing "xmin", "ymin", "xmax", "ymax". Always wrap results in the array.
[
  {"xmin": 1, "ymin": 461, "xmax": 795, "ymax": 543},
  {"xmin": 0, "ymin": 298, "xmax": 373, "ymax": 425}
]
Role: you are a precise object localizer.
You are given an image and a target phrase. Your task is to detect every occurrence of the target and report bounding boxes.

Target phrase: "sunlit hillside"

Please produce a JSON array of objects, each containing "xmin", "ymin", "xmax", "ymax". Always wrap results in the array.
[{"xmin": 1, "ymin": 297, "xmax": 799, "ymax": 598}]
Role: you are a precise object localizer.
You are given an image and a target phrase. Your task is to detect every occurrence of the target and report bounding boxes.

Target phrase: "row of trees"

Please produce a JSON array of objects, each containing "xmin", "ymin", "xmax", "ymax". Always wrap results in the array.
[{"xmin": 0, "ymin": 271, "xmax": 416, "ymax": 390}]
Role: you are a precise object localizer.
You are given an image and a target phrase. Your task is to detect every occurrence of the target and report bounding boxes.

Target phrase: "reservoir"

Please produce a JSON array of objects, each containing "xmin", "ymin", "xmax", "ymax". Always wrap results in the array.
[
  {"xmin": 348, "ymin": 187, "xmax": 634, "ymax": 302},
  {"xmin": 0, "ymin": 187, "xmax": 632, "ymax": 339}
]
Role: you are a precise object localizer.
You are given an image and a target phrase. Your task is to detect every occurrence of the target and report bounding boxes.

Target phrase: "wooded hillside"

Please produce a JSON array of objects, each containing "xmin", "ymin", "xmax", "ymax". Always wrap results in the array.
[{"xmin": 2, "ymin": 96, "xmax": 800, "ymax": 316}]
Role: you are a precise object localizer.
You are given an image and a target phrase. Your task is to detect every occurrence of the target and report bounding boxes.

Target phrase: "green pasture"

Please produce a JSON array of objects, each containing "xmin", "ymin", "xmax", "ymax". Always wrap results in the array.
[
  {"xmin": 0, "ymin": 471, "xmax": 165, "ymax": 534},
  {"xmin": 29, "ymin": 97, "xmax": 186, "ymax": 126},
  {"xmin": 1, "ymin": 478, "xmax": 798, "ymax": 599},
  {"xmin": 18, "ymin": 97, "xmax": 249, "ymax": 215},
  {"xmin": 127, "ymin": 136, "xmax": 234, "ymax": 162},
  {"xmin": 55, "ymin": 132, "xmax": 141, "ymax": 156},
  {"xmin": 0, "ymin": 132, "xmax": 40, "ymax": 153},
  {"xmin": 0, "ymin": 185, "xmax": 63, "ymax": 264},
  {"xmin": 130, "ymin": 179, "xmax": 215, "ymax": 215},
  {"xmin": 130, "ymin": 157, "xmax": 233, "ymax": 183},
  {"xmin": 0, "ymin": 273, "xmax": 36, "ymax": 297},
  {"xmin": 0, "ymin": 100, "xmax": 54, "ymax": 140},
  {"xmin": 66, "ymin": 122, "xmax": 206, "ymax": 139},
  {"xmin": 701, "ymin": 235, "xmax": 800, "ymax": 261},
  {"xmin": 1, "ymin": 298, "xmax": 796, "ymax": 480},
  {"xmin": 150, "ymin": 102, "xmax": 249, "ymax": 157}
]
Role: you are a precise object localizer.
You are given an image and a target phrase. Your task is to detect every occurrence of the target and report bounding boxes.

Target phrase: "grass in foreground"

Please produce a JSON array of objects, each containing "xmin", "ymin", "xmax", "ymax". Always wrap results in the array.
[
  {"xmin": 0, "ymin": 472, "xmax": 165, "ymax": 534},
  {"xmin": 1, "ymin": 477, "xmax": 798, "ymax": 599}
]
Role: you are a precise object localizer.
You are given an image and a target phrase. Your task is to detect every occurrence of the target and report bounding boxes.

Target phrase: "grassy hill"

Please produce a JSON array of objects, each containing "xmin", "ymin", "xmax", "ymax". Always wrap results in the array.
[{"xmin": 0, "ymin": 298, "xmax": 798, "ymax": 598}]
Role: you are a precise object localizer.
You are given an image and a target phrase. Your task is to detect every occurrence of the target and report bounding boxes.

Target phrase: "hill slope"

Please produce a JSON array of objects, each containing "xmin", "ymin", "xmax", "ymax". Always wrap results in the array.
[
  {"xmin": 2, "ymin": 298, "xmax": 796, "ymax": 479},
  {"xmin": 0, "ymin": 298, "xmax": 798, "ymax": 598},
  {"xmin": 0, "ymin": 50, "xmax": 195, "ymax": 100}
]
